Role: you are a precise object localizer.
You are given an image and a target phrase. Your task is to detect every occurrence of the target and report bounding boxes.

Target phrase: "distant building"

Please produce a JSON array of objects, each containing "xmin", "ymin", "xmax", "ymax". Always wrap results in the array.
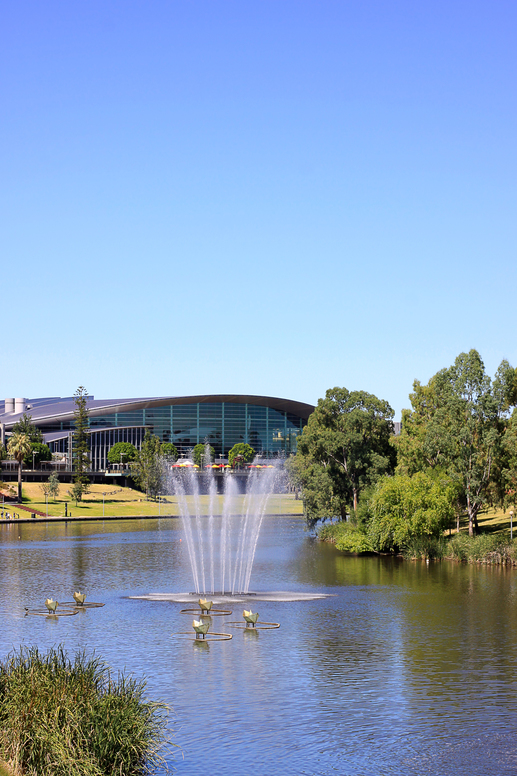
[{"xmin": 0, "ymin": 394, "xmax": 314, "ymax": 471}]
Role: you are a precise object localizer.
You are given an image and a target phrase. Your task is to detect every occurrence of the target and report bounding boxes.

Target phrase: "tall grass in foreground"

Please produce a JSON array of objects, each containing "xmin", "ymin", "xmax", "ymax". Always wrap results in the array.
[{"xmin": 0, "ymin": 646, "xmax": 173, "ymax": 776}]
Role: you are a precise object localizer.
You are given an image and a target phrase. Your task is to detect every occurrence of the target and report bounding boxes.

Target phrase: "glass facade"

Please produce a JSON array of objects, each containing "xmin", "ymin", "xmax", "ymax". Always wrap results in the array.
[
  {"xmin": 112, "ymin": 401, "xmax": 306, "ymax": 457},
  {"xmin": 41, "ymin": 400, "xmax": 307, "ymax": 467}
]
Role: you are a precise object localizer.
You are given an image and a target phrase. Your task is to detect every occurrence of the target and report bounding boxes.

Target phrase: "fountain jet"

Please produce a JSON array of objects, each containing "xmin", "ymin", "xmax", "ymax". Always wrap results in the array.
[{"xmin": 169, "ymin": 449, "xmax": 281, "ymax": 595}]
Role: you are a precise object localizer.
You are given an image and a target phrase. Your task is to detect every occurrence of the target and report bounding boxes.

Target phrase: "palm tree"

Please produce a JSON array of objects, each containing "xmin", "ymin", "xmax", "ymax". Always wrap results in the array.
[{"xmin": 7, "ymin": 432, "xmax": 32, "ymax": 501}]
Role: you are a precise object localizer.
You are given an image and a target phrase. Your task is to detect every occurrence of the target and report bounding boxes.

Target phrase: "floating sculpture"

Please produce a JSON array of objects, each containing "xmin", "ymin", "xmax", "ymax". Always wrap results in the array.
[
  {"xmin": 24, "ymin": 598, "xmax": 77, "ymax": 617},
  {"xmin": 180, "ymin": 603, "xmax": 232, "ymax": 617},
  {"xmin": 227, "ymin": 609, "xmax": 280, "ymax": 630},
  {"xmin": 172, "ymin": 619, "xmax": 232, "ymax": 642},
  {"xmin": 193, "ymin": 619, "xmax": 210, "ymax": 639},
  {"xmin": 243, "ymin": 609, "xmax": 259, "ymax": 627},
  {"xmin": 25, "ymin": 594, "xmax": 104, "ymax": 617}
]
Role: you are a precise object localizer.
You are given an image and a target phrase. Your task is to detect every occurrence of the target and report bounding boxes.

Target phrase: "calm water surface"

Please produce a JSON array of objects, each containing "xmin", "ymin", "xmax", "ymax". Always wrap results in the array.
[{"xmin": 1, "ymin": 517, "xmax": 517, "ymax": 775}]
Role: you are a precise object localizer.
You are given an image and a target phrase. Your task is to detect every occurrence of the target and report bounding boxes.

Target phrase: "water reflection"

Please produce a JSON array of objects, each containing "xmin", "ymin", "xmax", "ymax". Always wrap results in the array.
[{"xmin": 1, "ymin": 518, "xmax": 517, "ymax": 774}]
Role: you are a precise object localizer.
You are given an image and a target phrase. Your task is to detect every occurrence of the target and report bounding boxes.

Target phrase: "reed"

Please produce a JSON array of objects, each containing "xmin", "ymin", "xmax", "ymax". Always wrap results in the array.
[
  {"xmin": 0, "ymin": 646, "xmax": 172, "ymax": 776},
  {"xmin": 446, "ymin": 533, "xmax": 517, "ymax": 565}
]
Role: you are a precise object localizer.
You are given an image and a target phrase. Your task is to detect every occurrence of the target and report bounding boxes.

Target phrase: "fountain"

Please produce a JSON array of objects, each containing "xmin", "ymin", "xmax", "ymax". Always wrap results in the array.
[
  {"xmin": 131, "ymin": 453, "xmax": 330, "ymax": 606},
  {"xmin": 170, "ymin": 450, "xmax": 281, "ymax": 596}
]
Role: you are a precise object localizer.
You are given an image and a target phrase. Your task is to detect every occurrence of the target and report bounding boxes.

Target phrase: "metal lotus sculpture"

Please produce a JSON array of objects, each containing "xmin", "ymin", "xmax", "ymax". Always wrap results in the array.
[
  {"xmin": 243, "ymin": 609, "xmax": 259, "ymax": 627},
  {"xmin": 45, "ymin": 598, "xmax": 58, "ymax": 614},
  {"xmin": 73, "ymin": 592, "xmax": 86, "ymax": 606},
  {"xmin": 192, "ymin": 619, "xmax": 210, "ymax": 639},
  {"xmin": 198, "ymin": 598, "xmax": 213, "ymax": 613}
]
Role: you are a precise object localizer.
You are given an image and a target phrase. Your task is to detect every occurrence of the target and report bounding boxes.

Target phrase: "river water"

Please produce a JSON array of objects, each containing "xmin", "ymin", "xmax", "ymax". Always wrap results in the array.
[{"xmin": 1, "ymin": 517, "xmax": 517, "ymax": 775}]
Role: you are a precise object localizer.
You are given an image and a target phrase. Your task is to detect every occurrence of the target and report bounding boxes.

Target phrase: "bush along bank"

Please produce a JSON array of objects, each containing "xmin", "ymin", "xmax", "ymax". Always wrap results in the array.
[
  {"xmin": 0, "ymin": 645, "xmax": 174, "ymax": 776},
  {"xmin": 317, "ymin": 521, "xmax": 517, "ymax": 565}
]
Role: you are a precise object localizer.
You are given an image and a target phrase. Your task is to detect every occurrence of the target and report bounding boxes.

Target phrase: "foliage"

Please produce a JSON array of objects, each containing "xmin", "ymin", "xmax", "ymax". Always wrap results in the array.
[
  {"xmin": 160, "ymin": 443, "xmax": 178, "ymax": 462},
  {"xmin": 395, "ymin": 350, "xmax": 515, "ymax": 535},
  {"xmin": 7, "ymin": 433, "xmax": 32, "ymax": 501},
  {"xmin": 366, "ymin": 471, "xmax": 457, "ymax": 553},
  {"xmin": 446, "ymin": 533, "xmax": 517, "ymax": 565},
  {"xmin": 228, "ymin": 443, "xmax": 255, "ymax": 467},
  {"xmin": 295, "ymin": 387, "xmax": 396, "ymax": 526},
  {"xmin": 0, "ymin": 645, "xmax": 172, "ymax": 776},
  {"xmin": 107, "ymin": 442, "xmax": 138, "ymax": 466},
  {"xmin": 401, "ymin": 536, "xmax": 448, "ymax": 560},
  {"xmin": 192, "ymin": 443, "xmax": 214, "ymax": 467},
  {"xmin": 131, "ymin": 432, "xmax": 166, "ymax": 500},
  {"xmin": 68, "ymin": 481, "xmax": 89, "ymax": 506},
  {"xmin": 287, "ymin": 452, "xmax": 344, "ymax": 528},
  {"xmin": 40, "ymin": 471, "xmax": 60, "ymax": 501},
  {"xmin": 23, "ymin": 441, "xmax": 51, "ymax": 468},
  {"xmin": 501, "ymin": 408, "xmax": 517, "ymax": 510},
  {"xmin": 0, "ymin": 445, "xmax": 6, "ymax": 462},
  {"xmin": 317, "ymin": 521, "xmax": 373, "ymax": 553},
  {"xmin": 72, "ymin": 386, "xmax": 90, "ymax": 502},
  {"xmin": 12, "ymin": 413, "xmax": 43, "ymax": 443}
]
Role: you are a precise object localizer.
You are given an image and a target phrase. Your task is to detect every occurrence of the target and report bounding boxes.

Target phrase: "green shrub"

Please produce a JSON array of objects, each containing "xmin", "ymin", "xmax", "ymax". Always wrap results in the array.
[
  {"xmin": 401, "ymin": 536, "xmax": 447, "ymax": 560},
  {"xmin": 446, "ymin": 533, "xmax": 517, "ymax": 564},
  {"xmin": 0, "ymin": 646, "xmax": 172, "ymax": 776},
  {"xmin": 317, "ymin": 521, "xmax": 373, "ymax": 553}
]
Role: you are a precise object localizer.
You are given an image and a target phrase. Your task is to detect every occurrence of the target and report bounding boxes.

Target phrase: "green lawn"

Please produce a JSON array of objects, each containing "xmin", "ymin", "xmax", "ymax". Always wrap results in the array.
[{"xmin": 6, "ymin": 482, "xmax": 304, "ymax": 518}]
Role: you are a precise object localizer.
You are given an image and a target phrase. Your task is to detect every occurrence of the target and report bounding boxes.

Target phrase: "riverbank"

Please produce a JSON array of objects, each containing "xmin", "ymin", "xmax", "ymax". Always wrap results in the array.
[{"xmin": 318, "ymin": 508, "xmax": 517, "ymax": 565}]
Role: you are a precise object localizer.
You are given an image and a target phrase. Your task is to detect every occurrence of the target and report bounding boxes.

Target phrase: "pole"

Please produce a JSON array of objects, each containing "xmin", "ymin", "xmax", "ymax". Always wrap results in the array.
[
  {"xmin": 103, "ymin": 493, "xmax": 105, "ymax": 517},
  {"xmin": 511, "ymin": 510, "xmax": 514, "ymax": 542}
]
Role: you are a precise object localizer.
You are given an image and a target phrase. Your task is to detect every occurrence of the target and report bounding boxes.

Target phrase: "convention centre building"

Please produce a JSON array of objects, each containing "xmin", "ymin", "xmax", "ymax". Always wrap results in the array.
[{"xmin": 0, "ymin": 394, "xmax": 315, "ymax": 472}]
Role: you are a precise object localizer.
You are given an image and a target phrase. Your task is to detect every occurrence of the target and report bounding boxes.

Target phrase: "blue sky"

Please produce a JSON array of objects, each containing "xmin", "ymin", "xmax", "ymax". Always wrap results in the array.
[{"xmin": 2, "ymin": 1, "xmax": 516, "ymax": 418}]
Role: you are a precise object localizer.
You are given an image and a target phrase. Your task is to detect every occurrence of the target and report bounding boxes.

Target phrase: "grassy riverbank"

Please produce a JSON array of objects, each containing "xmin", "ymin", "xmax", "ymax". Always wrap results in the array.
[
  {"xmin": 1, "ymin": 483, "xmax": 303, "ymax": 519},
  {"xmin": 318, "ymin": 506, "xmax": 517, "ymax": 564},
  {"xmin": 0, "ymin": 646, "xmax": 171, "ymax": 776}
]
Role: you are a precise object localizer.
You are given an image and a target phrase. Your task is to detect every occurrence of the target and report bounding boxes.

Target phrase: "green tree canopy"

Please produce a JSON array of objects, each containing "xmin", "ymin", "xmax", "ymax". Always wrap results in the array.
[
  {"xmin": 193, "ymin": 443, "xmax": 215, "ymax": 467},
  {"xmin": 71, "ymin": 386, "xmax": 90, "ymax": 501},
  {"xmin": 130, "ymin": 432, "xmax": 166, "ymax": 500},
  {"xmin": 228, "ymin": 443, "xmax": 255, "ymax": 467},
  {"xmin": 12, "ymin": 413, "xmax": 43, "ymax": 443},
  {"xmin": 7, "ymin": 432, "xmax": 32, "ymax": 501},
  {"xmin": 396, "ymin": 350, "xmax": 515, "ymax": 535},
  {"xmin": 40, "ymin": 471, "xmax": 60, "ymax": 502},
  {"xmin": 367, "ymin": 471, "xmax": 458, "ymax": 553},
  {"xmin": 24, "ymin": 442, "xmax": 52, "ymax": 468},
  {"xmin": 295, "ymin": 387, "xmax": 396, "ymax": 525},
  {"xmin": 160, "ymin": 442, "xmax": 178, "ymax": 462},
  {"xmin": 107, "ymin": 442, "xmax": 138, "ymax": 466}
]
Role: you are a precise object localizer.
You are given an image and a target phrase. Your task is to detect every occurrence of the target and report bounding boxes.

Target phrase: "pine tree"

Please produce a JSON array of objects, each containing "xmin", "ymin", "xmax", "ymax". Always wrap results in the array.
[{"xmin": 71, "ymin": 386, "xmax": 90, "ymax": 502}]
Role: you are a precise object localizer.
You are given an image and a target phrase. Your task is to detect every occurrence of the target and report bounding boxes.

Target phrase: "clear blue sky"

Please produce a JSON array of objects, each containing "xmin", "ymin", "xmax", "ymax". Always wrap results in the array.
[{"xmin": 2, "ymin": 1, "xmax": 516, "ymax": 418}]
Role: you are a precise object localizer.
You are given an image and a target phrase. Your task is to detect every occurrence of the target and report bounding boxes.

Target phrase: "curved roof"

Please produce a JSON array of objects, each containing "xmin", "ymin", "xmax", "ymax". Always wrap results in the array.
[{"xmin": 0, "ymin": 394, "xmax": 315, "ymax": 429}]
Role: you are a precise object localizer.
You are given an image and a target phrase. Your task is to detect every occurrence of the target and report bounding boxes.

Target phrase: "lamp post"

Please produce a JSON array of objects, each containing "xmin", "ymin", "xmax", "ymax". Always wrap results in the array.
[
  {"xmin": 32, "ymin": 451, "xmax": 36, "ymax": 471},
  {"xmin": 511, "ymin": 510, "xmax": 514, "ymax": 542}
]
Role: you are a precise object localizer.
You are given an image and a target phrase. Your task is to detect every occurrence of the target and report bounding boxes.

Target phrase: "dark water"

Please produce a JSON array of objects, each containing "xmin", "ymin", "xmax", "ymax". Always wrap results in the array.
[{"xmin": 1, "ymin": 517, "xmax": 517, "ymax": 775}]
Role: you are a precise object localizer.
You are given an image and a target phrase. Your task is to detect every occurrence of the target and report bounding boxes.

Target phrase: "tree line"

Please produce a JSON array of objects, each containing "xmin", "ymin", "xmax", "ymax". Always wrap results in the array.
[{"xmin": 289, "ymin": 349, "xmax": 517, "ymax": 552}]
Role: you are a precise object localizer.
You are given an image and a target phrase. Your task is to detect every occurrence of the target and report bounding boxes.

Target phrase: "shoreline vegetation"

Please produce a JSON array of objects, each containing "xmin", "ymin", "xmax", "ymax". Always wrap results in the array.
[
  {"xmin": 0, "ymin": 646, "xmax": 172, "ymax": 776},
  {"xmin": 287, "ymin": 351, "xmax": 517, "ymax": 566},
  {"xmin": 317, "ymin": 507, "xmax": 517, "ymax": 565}
]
